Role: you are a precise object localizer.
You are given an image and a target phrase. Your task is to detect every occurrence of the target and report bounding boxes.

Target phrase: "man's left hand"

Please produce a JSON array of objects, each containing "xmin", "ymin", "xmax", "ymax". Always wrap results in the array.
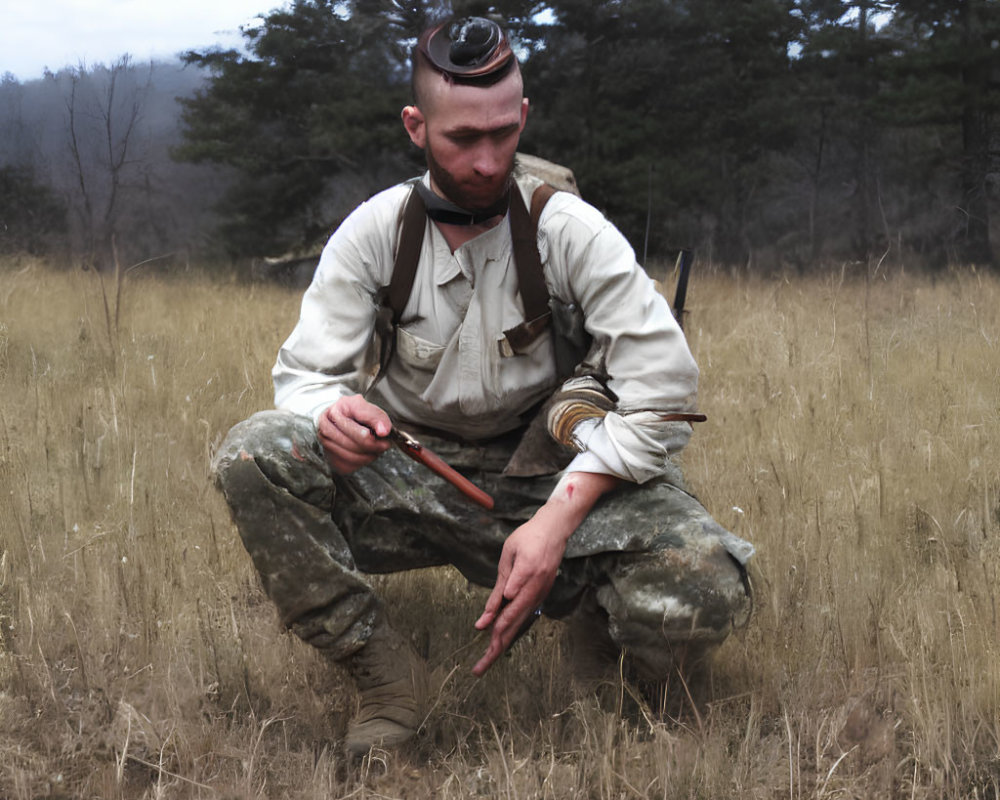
[
  {"xmin": 472, "ymin": 510, "xmax": 568, "ymax": 676},
  {"xmin": 472, "ymin": 470, "xmax": 620, "ymax": 676}
]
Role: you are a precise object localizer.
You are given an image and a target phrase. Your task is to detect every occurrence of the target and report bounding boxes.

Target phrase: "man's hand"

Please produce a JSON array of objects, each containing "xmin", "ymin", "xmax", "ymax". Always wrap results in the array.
[
  {"xmin": 472, "ymin": 509, "xmax": 568, "ymax": 676},
  {"xmin": 472, "ymin": 471, "xmax": 620, "ymax": 676},
  {"xmin": 317, "ymin": 394, "xmax": 393, "ymax": 475}
]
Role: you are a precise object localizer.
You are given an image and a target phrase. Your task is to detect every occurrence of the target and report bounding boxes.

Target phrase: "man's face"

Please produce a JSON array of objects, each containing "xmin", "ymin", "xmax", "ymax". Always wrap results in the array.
[{"xmin": 403, "ymin": 70, "xmax": 528, "ymax": 212}]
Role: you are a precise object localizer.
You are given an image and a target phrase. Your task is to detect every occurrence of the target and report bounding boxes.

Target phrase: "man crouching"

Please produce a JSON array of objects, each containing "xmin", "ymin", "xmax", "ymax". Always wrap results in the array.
[{"xmin": 213, "ymin": 16, "xmax": 753, "ymax": 759}]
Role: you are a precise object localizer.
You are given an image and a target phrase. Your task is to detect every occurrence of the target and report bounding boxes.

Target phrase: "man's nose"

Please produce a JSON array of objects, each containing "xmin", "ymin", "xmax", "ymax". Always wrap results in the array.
[{"xmin": 472, "ymin": 144, "xmax": 502, "ymax": 178}]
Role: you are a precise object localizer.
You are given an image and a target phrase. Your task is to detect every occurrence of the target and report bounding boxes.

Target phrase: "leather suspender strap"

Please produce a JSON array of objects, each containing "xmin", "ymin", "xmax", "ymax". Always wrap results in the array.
[
  {"xmin": 507, "ymin": 185, "xmax": 550, "ymax": 324},
  {"xmin": 387, "ymin": 185, "xmax": 428, "ymax": 323},
  {"xmin": 530, "ymin": 183, "xmax": 556, "ymax": 229},
  {"xmin": 501, "ymin": 185, "xmax": 555, "ymax": 354}
]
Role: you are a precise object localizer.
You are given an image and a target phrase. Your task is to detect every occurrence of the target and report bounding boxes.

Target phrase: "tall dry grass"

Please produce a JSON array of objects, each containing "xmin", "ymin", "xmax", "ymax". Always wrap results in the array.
[{"xmin": 0, "ymin": 256, "xmax": 997, "ymax": 799}]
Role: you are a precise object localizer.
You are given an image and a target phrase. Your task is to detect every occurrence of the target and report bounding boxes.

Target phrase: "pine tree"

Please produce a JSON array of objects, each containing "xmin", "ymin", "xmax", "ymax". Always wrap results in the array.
[
  {"xmin": 887, "ymin": 0, "xmax": 1000, "ymax": 266},
  {"xmin": 175, "ymin": 0, "xmax": 422, "ymax": 257}
]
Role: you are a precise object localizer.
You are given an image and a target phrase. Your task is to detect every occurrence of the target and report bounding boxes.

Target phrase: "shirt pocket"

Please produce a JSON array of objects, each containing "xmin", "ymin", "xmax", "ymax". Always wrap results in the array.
[
  {"xmin": 491, "ymin": 327, "xmax": 559, "ymax": 411},
  {"xmin": 396, "ymin": 326, "xmax": 446, "ymax": 371}
]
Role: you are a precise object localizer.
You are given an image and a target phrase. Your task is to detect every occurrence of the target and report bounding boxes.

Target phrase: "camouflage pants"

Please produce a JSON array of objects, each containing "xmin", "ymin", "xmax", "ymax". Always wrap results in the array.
[{"xmin": 213, "ymin": 410, "xmax": 753, "ymax": 678}]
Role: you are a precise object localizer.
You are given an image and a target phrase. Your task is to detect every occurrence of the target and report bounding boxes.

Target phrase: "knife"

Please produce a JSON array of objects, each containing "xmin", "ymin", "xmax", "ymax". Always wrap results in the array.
[{"xmin": 382, "ymin": 427, "xmax": 495, "ymax": 510}]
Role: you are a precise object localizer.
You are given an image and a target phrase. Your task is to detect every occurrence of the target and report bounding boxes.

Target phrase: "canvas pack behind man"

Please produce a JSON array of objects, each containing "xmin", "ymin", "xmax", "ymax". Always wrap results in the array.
[{"xmin": 213, "ymin": 16, "xmax": 754, "ymax": 758}]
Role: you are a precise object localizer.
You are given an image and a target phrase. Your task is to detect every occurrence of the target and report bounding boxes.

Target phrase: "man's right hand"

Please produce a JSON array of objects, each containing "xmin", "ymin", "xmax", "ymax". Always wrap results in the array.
[{"xmin": 317, "ymin": 395, "xmax": 393, "ymax": 475}]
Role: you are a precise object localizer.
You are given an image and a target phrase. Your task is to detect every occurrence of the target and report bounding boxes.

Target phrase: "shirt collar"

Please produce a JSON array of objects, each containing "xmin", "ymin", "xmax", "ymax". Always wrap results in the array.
[{"xmin": 419, "ymin": 175, "xmax": 512, "ymax": 286}]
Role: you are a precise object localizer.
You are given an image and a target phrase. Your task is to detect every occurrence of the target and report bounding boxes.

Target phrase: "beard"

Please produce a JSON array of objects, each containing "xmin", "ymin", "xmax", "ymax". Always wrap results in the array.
[{"xmin": 425, "ymin": 143, "xmax": 515, "ymax": 214}]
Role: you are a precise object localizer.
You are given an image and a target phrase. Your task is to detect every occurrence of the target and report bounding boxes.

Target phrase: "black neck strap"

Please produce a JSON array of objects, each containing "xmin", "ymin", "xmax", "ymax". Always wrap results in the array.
[{"xmin": 415, "ymin": 180, "xmax": 509, "ymax": 226}]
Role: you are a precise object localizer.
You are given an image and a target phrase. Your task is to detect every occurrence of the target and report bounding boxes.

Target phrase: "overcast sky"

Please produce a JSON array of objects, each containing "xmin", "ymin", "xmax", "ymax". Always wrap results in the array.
[{"xmin": 2, "ymin": 0, "xmax": 277, "ymax": 81}]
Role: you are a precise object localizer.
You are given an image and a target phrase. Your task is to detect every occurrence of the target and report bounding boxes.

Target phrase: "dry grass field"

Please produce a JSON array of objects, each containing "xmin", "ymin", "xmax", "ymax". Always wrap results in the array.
[{"xmin": 0, "ymin": 256, "xmax": 998, "ymax": 799}]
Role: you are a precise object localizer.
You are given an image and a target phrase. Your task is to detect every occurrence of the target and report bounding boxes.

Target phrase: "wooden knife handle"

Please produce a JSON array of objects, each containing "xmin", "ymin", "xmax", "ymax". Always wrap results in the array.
[
  {"xmin": 387, "ymin": 429, "xmax": 495, "ymax": 510},
  {"xmin": 407, "ymin": 444, "xmax": 495, "ymax": 510}
]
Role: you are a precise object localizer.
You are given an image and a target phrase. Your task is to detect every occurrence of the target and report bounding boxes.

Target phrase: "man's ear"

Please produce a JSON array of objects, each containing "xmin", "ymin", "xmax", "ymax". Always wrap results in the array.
[
  {"xmin": 401, "ymin": 106, "xmax": 426, "ymax": 149},
  {"xmin": 520, "ymin": 97, "xmax": 529, "ymax": 131}
]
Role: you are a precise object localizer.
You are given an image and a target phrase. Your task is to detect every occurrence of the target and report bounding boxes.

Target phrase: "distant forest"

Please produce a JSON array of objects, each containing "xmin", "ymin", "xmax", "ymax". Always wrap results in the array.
[{"xmin": 2, "ymin": 0, "xmax": 999, "ymax": 273}]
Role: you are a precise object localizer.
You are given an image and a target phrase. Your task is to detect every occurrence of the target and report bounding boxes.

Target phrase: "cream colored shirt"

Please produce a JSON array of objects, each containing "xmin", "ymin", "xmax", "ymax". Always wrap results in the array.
[{"xmin": 273, "ymin": 173, "xmax": 700, "ymax": 484}]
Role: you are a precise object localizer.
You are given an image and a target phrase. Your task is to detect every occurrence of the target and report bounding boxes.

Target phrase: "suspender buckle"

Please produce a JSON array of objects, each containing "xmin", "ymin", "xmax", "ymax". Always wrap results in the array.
[{"xmin": 499, "ymin": 311, "xmax": 552, "ymax": 357}]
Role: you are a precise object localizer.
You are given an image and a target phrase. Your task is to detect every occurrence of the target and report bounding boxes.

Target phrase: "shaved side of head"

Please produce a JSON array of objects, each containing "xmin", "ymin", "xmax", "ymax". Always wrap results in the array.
[{"xmin": 410, "ymin": 45, "xmax": 523, "ymax": 117}]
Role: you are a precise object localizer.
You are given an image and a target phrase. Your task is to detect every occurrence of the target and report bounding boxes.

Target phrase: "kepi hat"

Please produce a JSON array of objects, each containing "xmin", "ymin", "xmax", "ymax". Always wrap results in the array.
[{"xmin": 417, "ymin": 17, "xmax": 515, "ymax": 83}]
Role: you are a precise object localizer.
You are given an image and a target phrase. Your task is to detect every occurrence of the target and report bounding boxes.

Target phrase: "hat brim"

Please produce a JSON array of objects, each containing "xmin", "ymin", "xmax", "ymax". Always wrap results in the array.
[{"xmin": 419, "ymin": 19, "xmax": 515, "ymax": 79}]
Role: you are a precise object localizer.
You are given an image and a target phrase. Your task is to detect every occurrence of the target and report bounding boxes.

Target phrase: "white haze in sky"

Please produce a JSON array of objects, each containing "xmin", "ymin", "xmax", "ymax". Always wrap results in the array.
[{"xmin": 1, "ymin": 0, "xmax": 274, "ymax": 81}]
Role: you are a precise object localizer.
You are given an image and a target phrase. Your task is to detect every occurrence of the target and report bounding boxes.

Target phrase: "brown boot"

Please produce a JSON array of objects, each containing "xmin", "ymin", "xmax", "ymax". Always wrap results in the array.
[{"xmin": 343, "ymin": 617, "xmax": 429, "ymax": 758}]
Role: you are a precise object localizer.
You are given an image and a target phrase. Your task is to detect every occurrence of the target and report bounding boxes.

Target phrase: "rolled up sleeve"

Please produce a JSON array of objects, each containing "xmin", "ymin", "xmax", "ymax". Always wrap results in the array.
[{"xmin": 541, "ymin": 197, "xmax": 700, "ymax": 483}]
